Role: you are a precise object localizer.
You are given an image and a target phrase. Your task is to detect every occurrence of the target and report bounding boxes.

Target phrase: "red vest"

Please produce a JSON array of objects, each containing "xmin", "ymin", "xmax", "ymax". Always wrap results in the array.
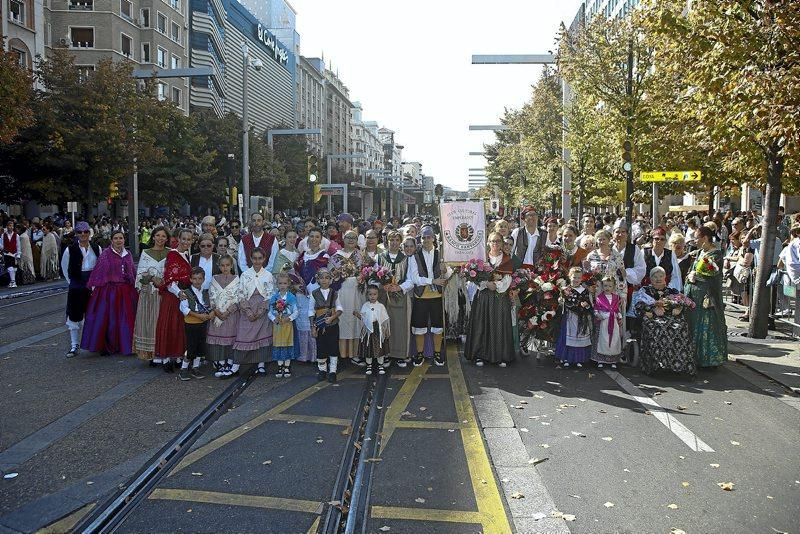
[
  {"xmin": 3, "ymin": 232, "xmax": 17, "ymax": 254},
  {"xmin": 241, "ymin": 232, "xmax": 275, "ymax": 268}
]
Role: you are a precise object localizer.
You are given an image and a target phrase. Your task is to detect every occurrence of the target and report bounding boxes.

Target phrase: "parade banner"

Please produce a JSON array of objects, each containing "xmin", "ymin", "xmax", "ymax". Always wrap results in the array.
[{"xmin": 439, "ymin": 201, "xmax": 486, "ymax": 263}]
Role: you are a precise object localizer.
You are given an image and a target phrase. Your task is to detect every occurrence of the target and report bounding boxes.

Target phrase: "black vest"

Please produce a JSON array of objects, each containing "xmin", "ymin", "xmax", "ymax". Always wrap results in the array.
[
  {"xmin": 312, "ymin": 288, "xmax": 339, "ymax": 325},
  {"xmin": 413, "ymin": 248, "xmax": 442, "ymax": 297},
  {"xmin": 67, "ymin": 243, "xmax": 101, "ymax": 280},
  {"xmin": 644, "ymin": 248, "xmax": 673, "ymax": 280},
  {"xmin": 622, "ymin": 243, "xmax": 636, "ymax": 269},
  {"xmin": 512, "ymin": 227, "xmax": 545, "ymax": 265}
]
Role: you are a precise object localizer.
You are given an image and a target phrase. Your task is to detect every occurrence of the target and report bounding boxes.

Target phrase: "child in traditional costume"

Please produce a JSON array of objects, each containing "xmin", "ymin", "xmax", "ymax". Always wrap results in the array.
[
  {"xmin": 269, "ymin": 272, "xmax": 299, "ymax": 378},
  {"xmin": 178, "ymin": 267, "xmax": 214, "ymax": 380},
  {"xmin": 310, "ymin": 268, "xmax": 343, "ymax": 382},
  {"xmin": 234, "ymin": 247, "xmax": 274, "ymax": 375},
  {"xmin": 208, "ymin": 255, "xmax": 240, "ymax": 378},
  {"xmin": 355, "ymin": 285, "xmax": 391, "ymax": 375},
  {"xmin": 592, "ymin": 276, "xmax": 623, "ymax": 369},
  {"xmin": 555, "ymin": 266, "xmax": 593, "ymax": 368},
  {"xmin": 290, "ymin": 273, "xmax": 316, "ymax": 363}
]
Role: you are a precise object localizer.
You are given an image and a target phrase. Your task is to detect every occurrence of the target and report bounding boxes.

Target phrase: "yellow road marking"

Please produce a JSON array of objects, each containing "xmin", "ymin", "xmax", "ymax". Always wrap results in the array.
[
  {"xmin": 36, "ymin": 503, "xmax": 95, "ymax": 533},
  {"xmin": 378, "ymin": 361, "xmax": 429, "ymax": 454},
  {"xmin": 447, "ymin": 348, "xmax": 512, "ymax": 534},
  {"xmin": 172, "ymin": 381, "xmax": 332, "ymax": 475},
  {"xmin": 394, "ymin": 420, "xmax": 464, "ymax": 430},
  {"xmin": 306, "ymin": 515, "xmax": 320, "ymax": 534},
  {"xmin": 150, "ymin": 488, "xmax": 323, "ymax": 514},
  {"xmin": 371, "ymin": 505, "xmax": 484, "ymax": 525},
  {"xmin": 268, "ymin": 413, "xmax": 352, "ymax": 427}
]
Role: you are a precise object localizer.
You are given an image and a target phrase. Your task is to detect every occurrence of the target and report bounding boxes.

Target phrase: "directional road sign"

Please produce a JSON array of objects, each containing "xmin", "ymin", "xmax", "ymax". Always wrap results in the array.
[{"xmin": 640, "ymin": 171, "xmax": 702, "ymax": 182}]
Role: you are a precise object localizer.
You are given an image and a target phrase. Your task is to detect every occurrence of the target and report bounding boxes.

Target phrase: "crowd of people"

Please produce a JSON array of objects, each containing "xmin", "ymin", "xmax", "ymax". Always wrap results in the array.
[{"xmin": 2, "ymin": 206, "xmax": 799, "ymax": 381}]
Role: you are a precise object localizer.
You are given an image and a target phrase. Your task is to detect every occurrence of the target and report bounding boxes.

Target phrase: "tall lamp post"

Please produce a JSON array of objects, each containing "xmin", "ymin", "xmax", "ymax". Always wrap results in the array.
[{"xmin": 241, "ymin": 43, "xmax": 263, "ymax": 223}]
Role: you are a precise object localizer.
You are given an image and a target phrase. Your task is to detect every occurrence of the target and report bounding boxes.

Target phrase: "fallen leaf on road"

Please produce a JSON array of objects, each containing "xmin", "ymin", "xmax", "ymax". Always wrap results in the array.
[
  {"xmin": 287, "ymin": 420, "xmax": 296, "ymax": 424},
  {"xmin": 191, "ymin": 472, "xmax": 203, "ymax": 476},
  {"xmin": 677, "ymin": 405, "xmax": 687, "ymax": 411},
  {"xmin": 540, "ymin": 444, "xmax": 550, "ymax": 448},
  {"xmin": 534, "ymin": 394, "xmax": 544, "ymax": 399},
  {"xmin": 601, "ymin": 436, "xmax": 613, "ymax": 441},
  {"xmin": 571, "ymin": 431, "xmax": 587, "ymax": 438},
  {"xmin": 415, "ymin": 497, "xmax": 426, "ymax": 503},
  {"xmin": 724, "ymin": 401, "xmax": 732, "ymax": 405},
  {"xmin": 378, "ymin": 527, "xmax": 391, "ymax": 532},
  {"xmin": 670, "ymin": 529, "xmax": 686, "ymax": 534},
  {"xmin": 262, "ymin": 460, "xmax": 272, "ymax": 465},
  {"xmin": 562, "ymin": 514, "xmax": 576, "ymax": 521},
  {"xmin": 540, "ymin": 422, "xmax": 550, "ymax": 426},
  {"xmin": 730, "ymin": 441, "xmax": 740, "ymax": 446},
  {"xmin": 520, "ymin": 400, "xmax": 528, "ymax": 404},
  {"xmin": 682, "ymin": 482, "xmax": 690, "ymax": 487},
  {"xmin": 559, "ymin": 403, "xmax": 577, "ymax": 408},
  {"xmin": 419, "ymin": 406, "xmax": 427, "ymax": 411},
  {"xmin": 365, "ymin": 457, "xmax": 382, "ymax": 462},
  {"xmin": 155, "ymin": 421, "xmax": 166, "ymax": 425},
  {"xmin": 568, "ymin": 494, "xmax": 581, "ymax": 499},
  {"xmin": 448, "ymin": 429, "xmax": 455, "ymax": 432},
  {"xmin": 599, "ymin": 409, "xmax": 607, "ymax": 413},
  {"xmin": 520, "ymin": 427, "xmax": 530, "ymax": 432},
  {"xmin": 3, "ymin": 473, "xmax": 18, "ymax": 479},
  {"xmin": 529, "ymin": 457, "xmax": 548, "ymax": 465},
  {"xmin": 316, "ymin": 438, "xmax": 324, "ymax": 444},
  {"xmin": 86, "ymin": 481, "xmax": 94, "ymax": 485},
  {"xmin": 644, "ymin": 410, "xmax": 652, "ymax": 416},
  {"xmin": 532, "ymin": 512, "xmax": 547, "ymax": 520},
  {"xmin": 710, "ymin": 463, "xmax": 720, "ymax": 468},
  {"xmin": 511, "ymin": 492, "xmax": 525, "ymax": 499},
  {"xmin": 667, "ymin": 504, "xmax": 678, "ymax": 510},
  {"xmin": 604, "ymin": 502, "xmax": 614, "ymax": 508},
  {"xmin": 341, "ymin": 426, "xmax": 352, "ymax": 436},
  {"xmin": 717, "ymin": 482, "xmax": 735, "ymax": 491}
]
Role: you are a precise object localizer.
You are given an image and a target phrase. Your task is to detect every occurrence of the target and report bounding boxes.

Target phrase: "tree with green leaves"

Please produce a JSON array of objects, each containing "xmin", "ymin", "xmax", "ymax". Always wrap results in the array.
[
  {"xmin": 644, "ymin": 0, "xmax": 800, "ymax": 338},
  {"xmin": 0, "ymin": 43, "xmax": 33, "ymax": 145}
]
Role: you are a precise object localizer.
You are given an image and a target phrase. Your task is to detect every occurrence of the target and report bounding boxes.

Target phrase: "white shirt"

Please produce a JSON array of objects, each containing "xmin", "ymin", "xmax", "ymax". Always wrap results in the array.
[
  {"xmin": 198, "ymin": 255, "xmax": 213, "ymax": 291},
  {"xmin": 407, "ymin": 247, "xmax": 453, "ymax": 287},
  {"xmin": 237, "ymin": 232, "xmax": 280, "ymax": 274},
  {"xmin": 61, "ymin": 244, "xmax": 100, "ymax": 284},
  {"xmin": 179, "ymin": 286, "xmax": 208, "ymax": 316},
  {"xmin": 309, "ymin": 288, "xmax": 344, "ymax": 317},
  {"xmin": 614, "ymin": 242, "xmax": 646, "ymax": 286},
  {"xmin": 511, "ymin": 226, "xmax": 539, "ymax": 266},
  {"xmin": 650, "ymin": 249, "xmax": 683, "ymax": 291},
  {"xmin": 386, "ymin": 252, "xmax": 415, "ymax": 293},
  {"xmin": 780, "ymin": 238, "xmax": 800, "ymax": 285}
]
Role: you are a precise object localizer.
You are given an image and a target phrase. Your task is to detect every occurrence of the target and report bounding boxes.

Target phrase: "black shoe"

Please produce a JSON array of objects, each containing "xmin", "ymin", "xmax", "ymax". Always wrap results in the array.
[
  {"xmin": 275, "ymin": 366, "xmax": 285, "ymax": 378},
  {"xmin": 317, "ymin": 370, "xmax": 327, "ymax": 381},
  {"xmin": 178, "ymin": 369, "xmax": 191, "ymax": 381},
  {"xmin": 433, "ymin": 352, "xmax": 445, "ymax": 367},
  {"xmin": 283, "ymin": 365, "xmax": 291, "ymax": 378},
  {"xmin": 190, "ymin": 368, "xmax": 205, "ymax": 379},
  {"xmin": 163, "ymin": 360, "xmax": 175, "ymax": 373},
  {"xmin": 413, "ymin": 353, "xmax": 424, "ymax": 367},
  {"xmin": 148, "ymin": 360, "xmax": 157, "ymax": 367},
  {"xmin": 256, "ymin": 366, "xmax": 267, "ymax": 375},
  {"xmin": 65, "ymin": 345, "xmax": 78, "ymax": 358},
  {"xmin": 351, "ymin": 357, "xmax": 366, "ymax": 367},
  {"xmin": 328, "ymin": 372, "xmax": 337, "ymax": 383}
]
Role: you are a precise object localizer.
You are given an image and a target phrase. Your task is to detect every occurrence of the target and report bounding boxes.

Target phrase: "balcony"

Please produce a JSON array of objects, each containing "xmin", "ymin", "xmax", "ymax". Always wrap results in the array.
[{"xmin": 68, "ymin": 0, "xmax": 94, "ymax": 10}]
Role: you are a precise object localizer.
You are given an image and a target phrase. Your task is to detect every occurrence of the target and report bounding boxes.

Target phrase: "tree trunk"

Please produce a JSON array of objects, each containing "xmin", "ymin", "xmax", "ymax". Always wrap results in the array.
[{"xmin": 748, "ymin": 143, "xmax": 783, "ymax": 339}]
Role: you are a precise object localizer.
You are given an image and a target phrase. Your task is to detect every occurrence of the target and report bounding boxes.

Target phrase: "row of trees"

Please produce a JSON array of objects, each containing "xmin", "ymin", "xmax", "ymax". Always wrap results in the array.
[
  {"xmin": 0, "ymin": 48, "xmax": 339, "ymax": 214},
  {"xmin": 484, "ymin": 0, "xmax": 799, "ymax": 337}
]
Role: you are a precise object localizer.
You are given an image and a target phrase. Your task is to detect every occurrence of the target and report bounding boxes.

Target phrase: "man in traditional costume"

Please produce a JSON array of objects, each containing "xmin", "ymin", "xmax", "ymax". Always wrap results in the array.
[
  {"xmin": 611, "ymin": 219, "xmax": 646, "ymax": 364},
  {"xmin": 238, "ymin": 212, "xmax": 279, "ymax": 275},
  {"xmin": 61, "ymin": 221, "xmax": 101, "ymax": 357},
  {"xmin": 511, "ymin": 206, "xmax": 547, "ymax": 270},
  {"xmin": 407, "ymin": 226, "xmax": 452, "ymax": 367},
  {"xmin": 2, "ymin": 220, "xmax": 21, "ymax": 288}
]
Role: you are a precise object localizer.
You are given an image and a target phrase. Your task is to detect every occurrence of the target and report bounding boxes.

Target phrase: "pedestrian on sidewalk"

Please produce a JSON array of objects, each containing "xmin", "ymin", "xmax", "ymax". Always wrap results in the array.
[
  {"xmin": 62, "ymin": 221, "xmax": 101, "ymax": 357},
  {"xmin": 177, "ymin": 267, "xmax": 213, "ymax": 380},
  {"xmin": 81, "ymin": 230, "xmax": 138, "ymax": 356}
]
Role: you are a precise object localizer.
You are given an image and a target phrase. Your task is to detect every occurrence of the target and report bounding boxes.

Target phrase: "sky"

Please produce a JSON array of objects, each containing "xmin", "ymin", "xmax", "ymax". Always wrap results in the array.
[{"xmin": 287, "ymin": 0, "xmax": 584, "ymax": 191}]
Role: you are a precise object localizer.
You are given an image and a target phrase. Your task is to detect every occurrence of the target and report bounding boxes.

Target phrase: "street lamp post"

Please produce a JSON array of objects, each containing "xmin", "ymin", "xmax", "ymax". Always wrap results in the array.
[{"xmin": 241, "ymin": 43, "xmax": 263, "ymax": 223}]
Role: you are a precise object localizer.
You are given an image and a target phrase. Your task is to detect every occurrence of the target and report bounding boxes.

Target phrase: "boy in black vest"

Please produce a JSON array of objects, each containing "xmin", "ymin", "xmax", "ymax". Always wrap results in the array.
[
  {"xmin": 178, "ymin": 267, "xmax": 214, "ymax": 381},
  {"xmin": 61, "ymin": 221, "xmax": 101, "ymax": 358},
  {"xmin": 310, "ymin": 268, "xmax": 343, "ymax": 383}
]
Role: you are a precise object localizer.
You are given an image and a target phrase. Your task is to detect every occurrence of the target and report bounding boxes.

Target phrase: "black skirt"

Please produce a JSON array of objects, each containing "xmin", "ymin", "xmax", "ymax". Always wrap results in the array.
[
  {"xmin": 315, "ymin": 323, "xmax": 340, "ymax": 358},
  {"xmin": 464, "ymin": 290, "xmax": 515, "ymax": 364}
]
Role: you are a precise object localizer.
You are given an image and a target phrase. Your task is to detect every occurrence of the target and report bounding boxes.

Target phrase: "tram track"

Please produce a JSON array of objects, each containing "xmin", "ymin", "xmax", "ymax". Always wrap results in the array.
[{"xmin": 71, "ymin": 370, "xmax": 391, "ymax": 534}]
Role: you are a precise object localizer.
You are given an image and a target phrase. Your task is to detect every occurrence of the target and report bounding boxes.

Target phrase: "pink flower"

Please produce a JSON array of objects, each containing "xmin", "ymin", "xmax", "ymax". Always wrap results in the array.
[{"xmin": 469, "ymin": 270, "xmax": 477, "ymax": 277}]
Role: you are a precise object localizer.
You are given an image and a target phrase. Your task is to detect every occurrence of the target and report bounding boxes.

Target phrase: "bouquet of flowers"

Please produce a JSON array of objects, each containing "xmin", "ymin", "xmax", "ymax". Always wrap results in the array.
[
  {"xmin": 333, "ymin": 256, "xmax": 359, "ymax": 280},
  {"xmin": 516, "ymin": 251, "xmax": 567, "ymax": 342},
  {"xmin": 275, "ymin": 298, "xmax": 287, "ymax": 315},
  {"xmin": 510, "ymin": 269, "xmax": 533, "ymax": 293},
  {"xmin": 460, "ymin": 258, "xmax": 495, "ymax": 284},
  {"xmin": 665, "ymin": 293, "xmax": 696, "ymax": 315},
  {"xmin": 358, "ymin": 264, "xmax": 393, "ymax": 292},
  {"xmin": 140, "ymin": 267, "xmax": 159, "ymax": 286},
  {"xmin": 695, "ymin": 255, "xmax": 719, "ymax": 277}
]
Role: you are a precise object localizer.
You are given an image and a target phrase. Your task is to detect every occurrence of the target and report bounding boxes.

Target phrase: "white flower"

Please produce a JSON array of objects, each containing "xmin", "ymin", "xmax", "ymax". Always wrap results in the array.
[
  {"xmin": 529, "ymin": 317, "xmax": 538, "ymax": 326},
  {"xmin": 544, "ymin": 310, "xmax": 556, "ymax": 320},
  {"xmin": 540, "ymin": 282, "xmax": 554, "ymax": 292}
]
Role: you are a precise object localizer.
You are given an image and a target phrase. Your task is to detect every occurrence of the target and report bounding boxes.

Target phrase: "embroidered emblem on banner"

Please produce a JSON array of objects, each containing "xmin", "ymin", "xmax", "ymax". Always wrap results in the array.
[{"xmin": 456, "ymin": 223, "xmax": 474, "ymax": 242}]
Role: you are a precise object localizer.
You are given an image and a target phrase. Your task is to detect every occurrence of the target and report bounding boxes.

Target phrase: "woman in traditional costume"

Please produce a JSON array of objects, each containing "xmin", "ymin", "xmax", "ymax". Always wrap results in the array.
[
  {"xmin": 234, "ymin": 247, "xmax": 274, "ymax": 375},
  {"xmin": 560, "ymin": 224, "xmax": 588, "ymax": 268},
  {"xmin": 464, "ymin": 232, "xmax": 516, "ymax": 367},
  {"xmin": 81, "ymin": 230, "xmax": 138, "ymax": 355},
  {"xmin": 634, "ymin": 266, "xmax": 696, "ymax": 377},
  {"xmin": 377, "ymin": 230, "xmax": 414, "ymax": 367},
  {"xmin": 362, "ymin": 229, "xmax": 384, "ymax": 263},
  {"xmin": 155, "ymin": 228, "xmax": 193, "ymax": 371},
  {"xmin": 295, "ymin": 227, "xmax": 330, "ymax": 293},
  {"xmin": 684, "ymin": 225, "xmax": 727, "ymax": 368},
  {"xmin": 40, "ymin": 223, "xmax": 61, "ymax": 281},
  {"xmin": 133, "ymin": 226, "xmax": 169, "ymax": 362},
  {"xmin": 272, "ymin": 229, "xmax": 300, "ymax": 275},
  {"xmin": 208, "ymin": 255, "xmax": 240, "ymax": 378},
  {"xmin": 329, "ymin": 230, "xmax": 365, "ymax": 362}
]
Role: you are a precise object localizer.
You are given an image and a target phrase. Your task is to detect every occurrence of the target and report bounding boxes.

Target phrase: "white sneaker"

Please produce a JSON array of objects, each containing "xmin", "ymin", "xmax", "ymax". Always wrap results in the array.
[
  {"xmin": 563, "ymin": 362, "xmax": 570, "ymax": 368},
  {"xmin": 396, "ymin": 360, "xmax": 407, "ymax": 368},
  {"xmin": 597, "ymin": 363, "xmax": 604, "ymax": 369},
  {"xmin": 576, "ymin": 363, "xmax": 583, "ymax": 368},
  {"xmin": 365, "ymin": 368, "xmax": 373, "ymax": 375},
  {"xmin": 611, "ymin": 364, "xmax": 617, "ymax": 370},
  {"xmin": 475, "ymin": 360, "xmax": 484, "ymax": 367},
  {"xmin": 498, "ymin": 362, "xmax": 507, "ymax": 368},
  {"xmin": 8, "ymin": 282, "xmax": 16, "ymax": 288}
]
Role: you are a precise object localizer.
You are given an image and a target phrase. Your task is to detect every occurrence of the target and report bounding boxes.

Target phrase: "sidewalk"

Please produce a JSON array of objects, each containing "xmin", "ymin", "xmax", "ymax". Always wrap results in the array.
[
  {"xmin": 724, "ymin": 311, "xmax": 800, "ymax": 394},
  {"xmin": 0, "ymin": 279, "xmax": 67, "ymax": 299}
]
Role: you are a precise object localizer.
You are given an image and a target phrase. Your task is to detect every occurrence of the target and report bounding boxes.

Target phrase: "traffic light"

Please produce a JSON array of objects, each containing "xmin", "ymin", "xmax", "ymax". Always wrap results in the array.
[
  {"xmin": 622, "ymin": 140, "xmax": 633, "ymax": 173},
  {"xmin": 109, "ymin": 181, "xmax": 120, "ymax": 198},
  {"xmin": 313, "ymin": 184, "xmax": 322, "ymax": 203},
  {"xmin": 434, "ymin": 184, "xmax": 443, "ymax": 198},
  {"xmin": 231, "ymin": 186, "xmax": 238, "ymax": 206},
  {"xmin": 307, "ymin": 155, "xmax": 319, "ymax": 183}
]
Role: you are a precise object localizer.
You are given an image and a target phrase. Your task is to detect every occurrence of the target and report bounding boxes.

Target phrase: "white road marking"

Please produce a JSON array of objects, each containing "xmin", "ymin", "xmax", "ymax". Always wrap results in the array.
[{"xmin": 604, "ymin": 370, "xmax": 715, "ymax": 452}]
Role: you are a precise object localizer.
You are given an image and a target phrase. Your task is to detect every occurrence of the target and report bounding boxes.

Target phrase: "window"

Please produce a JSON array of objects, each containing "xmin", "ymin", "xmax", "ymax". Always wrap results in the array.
[
  {"xmin": 70, "ymin": 27, "xmax": 95, "ymax": 48},
  {"xmin": 157, "ymin": 12, "xmax": 167, "ymax": 34},
  {"xmin": 10, "ymin": 47, "xmax": 27, "ymax": 68},
  {"xmin": 157, "ymin": 47, "xmax": 167, "ymax": 68},
  {"xmin": 157, "ymin": 82, "xmax": 167, "ymax": 101},
  {"xmin": 141, "ymin": 42, "xmax": 150, "ymax": 62},
  {"xmin": 120, "ymin": 34, "xmax": 132, "ymax": 58},
  {"xmin": 170, "ymin": 21, "xmax": 180, "ymax": 43},
  {"xmin": 139, "ymin": 8, "xmax": 150, "ymax": 27},
  {"xmin": 171, "ymin": 87, "xmax": 181, "ymax": 107},
  {"xmin": 170, "ymin": 55, "xmax": 180, "ymax": 69},
  {"xmin": 120, "ymin": 0, "xmax": 133, "ymax": 20},
  {"xmin": 69, "ymin": 0, "xmax": 93, "ymax": 10},
  {"xmin": 76, "ymin": 65, "xmax": 95, "ymax": 82},
  {"xmin": 169, "ymin": 0, "xmax": 179, "ymax": 10},
  {"xmin": 9, "ymin": 0, "xmax": 25, "ymax": 24}
]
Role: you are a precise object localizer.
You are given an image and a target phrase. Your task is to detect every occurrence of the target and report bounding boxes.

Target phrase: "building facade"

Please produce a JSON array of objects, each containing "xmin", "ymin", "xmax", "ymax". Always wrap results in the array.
[
  {"xmin": 3, "ymin": 0, "xmax": 45, "ymax": 69},
  {"xmin": 324, "ymin": 66, "xmax": 352, "ymax": 173},
  {"xmin": 585, "ymin": 0, "xmax": 638, "ymax": 19},
  {"xmin": 296, "ymin": 55, "xmax": 324, "ymax": 154},
  {"xmin": 44, "ymin": 0, "xmax": 190, "ymax": 111},
  {"xmin": 188, "ymin": 0, "xmax": 295, "ymax": 134},
  {"xmin": 350, "ymin": 102, "xmax": 383, "ymax": 181}
]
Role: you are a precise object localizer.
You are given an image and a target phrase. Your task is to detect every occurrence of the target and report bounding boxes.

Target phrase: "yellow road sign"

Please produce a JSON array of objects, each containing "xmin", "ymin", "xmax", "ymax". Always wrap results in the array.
[{"xmin": 640, "ymin": 171, "xmax": 702, "ymax": 182}]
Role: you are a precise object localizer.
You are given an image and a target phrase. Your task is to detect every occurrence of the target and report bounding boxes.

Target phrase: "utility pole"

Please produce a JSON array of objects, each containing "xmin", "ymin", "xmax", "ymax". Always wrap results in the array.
[{"xmin": 625, "ymin": 40, "xmax": 634, "ymax": 228}]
